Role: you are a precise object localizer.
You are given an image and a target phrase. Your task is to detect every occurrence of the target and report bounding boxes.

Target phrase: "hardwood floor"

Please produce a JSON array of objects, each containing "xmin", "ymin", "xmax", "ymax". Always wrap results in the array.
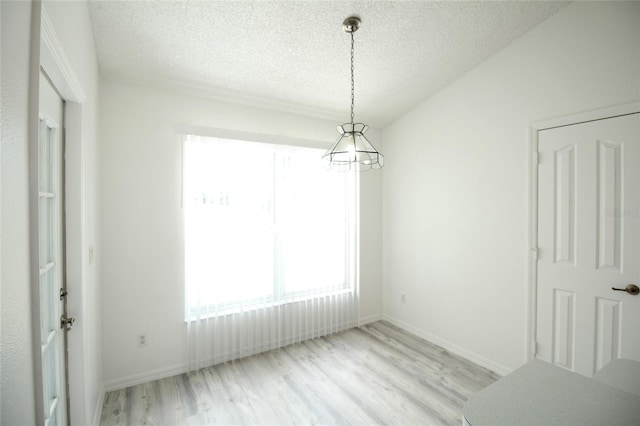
[{"xmin": 100, "ymin": 321, "xmax": 499, "ymax": 425}]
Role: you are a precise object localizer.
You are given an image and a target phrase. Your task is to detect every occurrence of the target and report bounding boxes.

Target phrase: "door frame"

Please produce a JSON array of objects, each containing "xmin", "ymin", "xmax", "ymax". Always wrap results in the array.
[
  {"xmin": 30, "ymin": 4, "xmax": 87, "ymax": 425},
  {"xmin": 526, "ymin": 102, "xmax": 640, "ymax": 362}
]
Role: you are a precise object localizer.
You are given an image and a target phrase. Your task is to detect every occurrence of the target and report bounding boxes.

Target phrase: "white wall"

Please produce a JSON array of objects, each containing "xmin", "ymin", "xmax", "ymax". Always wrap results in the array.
[
  {"xmin": 382, "ymin": 1, "xmax": 640, "ymax": 374},
  {"xmin": 99, "ymin": 79, "xmax": 383, "ymax": 387},
  {"xmin": 42, "ymin": 2, "xmax": 103, "ymax": 423},
  {"xmin": 0, "ymin": 1, "xmax": 102, "ymax": 424},
  {"xmin": 1, "ymin": 2, "xmax": 38, "ymax": 424}
]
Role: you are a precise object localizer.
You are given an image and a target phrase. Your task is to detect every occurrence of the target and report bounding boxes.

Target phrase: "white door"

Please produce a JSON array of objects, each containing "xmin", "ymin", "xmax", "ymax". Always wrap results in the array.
[
  {"xmin": 38, "ymin": 71, "xmax": 69, "ymax": 425},
  {"xmin": 536, "ymin": 113, "xmax": 640, "ymax": 378}
]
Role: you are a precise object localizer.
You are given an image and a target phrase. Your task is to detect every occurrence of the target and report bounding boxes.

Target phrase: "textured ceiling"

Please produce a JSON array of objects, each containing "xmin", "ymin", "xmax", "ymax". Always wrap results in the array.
[{"xmin": 88, "ymin": 1, "xmax": 568, "ymax": 127}]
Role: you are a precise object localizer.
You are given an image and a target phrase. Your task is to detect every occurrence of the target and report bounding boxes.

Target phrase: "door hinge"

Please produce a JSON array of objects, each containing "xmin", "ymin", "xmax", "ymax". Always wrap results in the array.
[
  {"xmin": 60, "ymin": 288, "xmax": 68, "ymax": 300},
  {"xmin": 60, "ymin": 315, "xmax": 75, "ymax": 331}
]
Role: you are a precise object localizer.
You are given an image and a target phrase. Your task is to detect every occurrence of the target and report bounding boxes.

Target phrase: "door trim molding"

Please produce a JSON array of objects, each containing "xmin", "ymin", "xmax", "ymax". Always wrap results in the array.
[
  {"xmin": 29, "ymin": 5, "xmax": 45, "ymax": 425},
  {"xmin": 40, "ymin": 7, "xmax": 85, "ymax": 103},
  {"xmin": 526, "ymin": 102, "xmax": 640, "ymax": 362},
  {"xmin": 36, "ymin": 4, "xmax": 89, "ymax": 425}
]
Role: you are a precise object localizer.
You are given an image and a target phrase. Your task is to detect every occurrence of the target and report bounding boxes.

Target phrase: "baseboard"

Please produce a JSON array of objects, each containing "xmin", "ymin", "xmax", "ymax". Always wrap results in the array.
[
  {"xmin": 382, "ymin": 314, "xmax": 512, "ymax": 377},
  {"xmin": 92, "ymin": 384, "xmax": 106, "ymax": 426},
  {"xmin": 103, "ymin": 315, "xmax": 506, "ymax": 394},
  {"xmin": 358, "ymin": 313, "xmax": 383, "ymax": 325},
  {"xmin": 102, "ymin": 322, "xmax": 359, "ymax": 392},
  {"xmin": 103, "ymin": 362, "xmax": 189, "ymax": 392}
]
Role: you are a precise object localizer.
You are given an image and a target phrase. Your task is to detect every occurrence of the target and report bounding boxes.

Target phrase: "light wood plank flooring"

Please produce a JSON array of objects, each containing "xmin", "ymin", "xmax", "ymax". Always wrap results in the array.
[{"xmin": 100, "ymin": 321, "xmax": 499, "ymax": 425}]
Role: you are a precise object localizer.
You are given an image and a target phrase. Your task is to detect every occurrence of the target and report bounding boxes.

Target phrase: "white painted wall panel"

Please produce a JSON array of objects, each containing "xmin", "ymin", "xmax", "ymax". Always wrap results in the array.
[
  {"xmin": 1, "ymin": 2, "xmax": 38, "ymax": 423},
  {"xmin": 382, "ymin": 1, "xmax": 640, "ymax": 373},
  {"xmin": 99, "ymin": 80, "xmax": 383, "ymax": 386}
]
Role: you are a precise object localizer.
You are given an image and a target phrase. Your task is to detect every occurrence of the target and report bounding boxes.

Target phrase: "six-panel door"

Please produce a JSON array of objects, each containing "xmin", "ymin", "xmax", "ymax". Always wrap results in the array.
[{"xmin": 537, "ymin": 113, "xmax": 640, "ymax": 377}]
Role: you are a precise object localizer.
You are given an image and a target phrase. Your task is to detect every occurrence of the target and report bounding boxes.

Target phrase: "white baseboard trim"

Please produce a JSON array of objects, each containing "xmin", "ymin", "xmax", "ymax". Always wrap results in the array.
[
  {"xmin": 103, "ymin": 362, "xmax": 189, "ymax": 392},
  {"xmin": 92, "ymin": 384, "xmax": 106, "ymax": 426},
  {"xmin": 358, "ymin": 313, "xmax": 383, "ymax": 325},
  {"xmin": 102, "ymin": 322, "xmax": 359, "ymax": 392},
  {"xmin": 103, "ymin": 315, "xmax": 508, "ymax": 395},
  {"xmin": 382, "ymin": 314, "xmax": 512, "ymax": 377}
]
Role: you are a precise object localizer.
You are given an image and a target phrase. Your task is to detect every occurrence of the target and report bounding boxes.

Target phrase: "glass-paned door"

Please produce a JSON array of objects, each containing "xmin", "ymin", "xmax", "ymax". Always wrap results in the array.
[{"xmin": 38, "ymin": 71, "xmax": 66, "ymax": 426}]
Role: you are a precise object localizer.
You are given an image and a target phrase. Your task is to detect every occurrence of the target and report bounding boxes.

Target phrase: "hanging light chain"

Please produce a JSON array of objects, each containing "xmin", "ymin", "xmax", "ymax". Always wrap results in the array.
[
  {"xmin": 350, "ymin": 31, "xmax": 355, "ymax": 126},
  {"xmin": 322, "ymin": 16, "xmax": 384, "ymax": 171}
]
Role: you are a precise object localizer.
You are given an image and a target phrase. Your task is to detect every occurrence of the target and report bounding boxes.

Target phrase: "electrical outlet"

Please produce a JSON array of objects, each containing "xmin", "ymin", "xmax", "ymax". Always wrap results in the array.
[
  {"xmin": 401, "ymin": 294, "xmax": 406, "ymax": 304},
  {"xmin": 137, "ymin": 334, "xmax": 148, "ymax": 348}
]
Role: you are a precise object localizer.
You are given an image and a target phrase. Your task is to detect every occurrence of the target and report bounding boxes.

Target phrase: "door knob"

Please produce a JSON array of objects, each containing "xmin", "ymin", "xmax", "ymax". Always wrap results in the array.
[{"xmin": 611, "ymin": 284, "xmax": 640, "ymax": 295}]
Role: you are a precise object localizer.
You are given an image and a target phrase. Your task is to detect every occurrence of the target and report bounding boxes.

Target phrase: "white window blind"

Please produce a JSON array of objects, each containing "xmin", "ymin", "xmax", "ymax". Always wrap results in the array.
[{"xmin": 184, "ymin": 134, "xmax": 358, "ymax": 369}]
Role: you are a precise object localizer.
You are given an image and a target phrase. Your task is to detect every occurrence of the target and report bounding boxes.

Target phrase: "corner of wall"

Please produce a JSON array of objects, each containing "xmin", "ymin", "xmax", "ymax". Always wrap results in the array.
[
  {"xmin": 382, "ymin": 315, "xmax": 512, "ymax": 376},
  {"xmin": 92, "ymin": 384, "xmax": 106, "ymax": 426}
]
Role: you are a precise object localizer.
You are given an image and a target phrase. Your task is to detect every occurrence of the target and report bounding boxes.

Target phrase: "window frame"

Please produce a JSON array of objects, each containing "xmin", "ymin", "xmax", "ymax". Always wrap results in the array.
[{"xmin": 182, "ymin": 131, "xmax": 360, "ymax": 320}]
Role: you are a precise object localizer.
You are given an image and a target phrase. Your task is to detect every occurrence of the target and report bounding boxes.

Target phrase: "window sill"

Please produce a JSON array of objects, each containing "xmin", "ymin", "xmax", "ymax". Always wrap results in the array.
[{"xmin": 185, "ymin": 288, "xmax": 353, "ymax": 322}]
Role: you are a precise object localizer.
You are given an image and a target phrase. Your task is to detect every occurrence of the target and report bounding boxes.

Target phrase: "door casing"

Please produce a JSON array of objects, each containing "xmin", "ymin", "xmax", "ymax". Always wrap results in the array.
[
  {"xmin": 30, "ymin": 4, "xmax": 88, "ymax": 425},
  {"xmin": 526, "ymin": 102, "xmax": 640, "ymax": 363},
  {"xmin": 38, "ymin": 68, "xmax": 67, "ymax": 426}
]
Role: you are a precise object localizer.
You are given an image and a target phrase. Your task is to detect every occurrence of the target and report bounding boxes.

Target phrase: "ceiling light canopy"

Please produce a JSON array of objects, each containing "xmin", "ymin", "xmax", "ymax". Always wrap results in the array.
[{"xmin": 323, "ymin": 16, "xmax": 384, "ymax": 172}]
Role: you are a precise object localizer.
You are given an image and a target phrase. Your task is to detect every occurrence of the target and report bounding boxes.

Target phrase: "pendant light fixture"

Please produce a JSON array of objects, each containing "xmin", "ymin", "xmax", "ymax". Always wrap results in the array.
[{"xmin": 323, "ymin": 16, "xmax": 384, "ymax": 171}]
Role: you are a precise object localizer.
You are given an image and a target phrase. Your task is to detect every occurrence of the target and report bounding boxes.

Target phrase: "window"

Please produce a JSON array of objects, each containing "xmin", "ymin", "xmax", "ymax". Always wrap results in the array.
[{"xmin": 184, "ymin": 134, "xmax": 357, "ymax": 318}]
